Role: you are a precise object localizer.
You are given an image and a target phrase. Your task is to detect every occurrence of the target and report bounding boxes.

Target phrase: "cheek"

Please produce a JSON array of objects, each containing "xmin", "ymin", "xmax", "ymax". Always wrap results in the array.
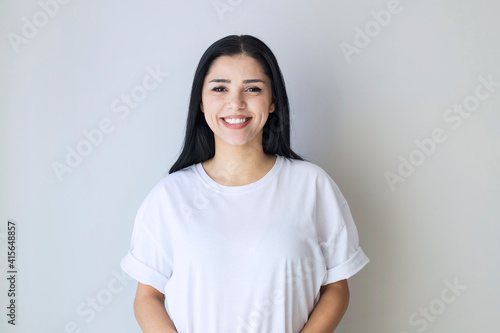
[
  {"xmin": 204, "ymin": 111, "xmax": 218, "ymax": 127},
  {"xmin": 201, "ymin": 103, "xmax": 222, "ymax": 130},
  {"xmin": 201, "ymin": 95, "xmax": 223, "ymax": 113}
]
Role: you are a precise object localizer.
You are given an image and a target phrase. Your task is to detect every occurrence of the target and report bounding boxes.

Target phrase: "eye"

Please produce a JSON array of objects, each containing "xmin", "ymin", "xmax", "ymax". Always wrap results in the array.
[
  {"xmin": 212, "ymin": 86, "xmax": 226, "ymax": 92},
  {"xmin": 247, "ymin": 87, "xmax": 262, "ymax": 92}
]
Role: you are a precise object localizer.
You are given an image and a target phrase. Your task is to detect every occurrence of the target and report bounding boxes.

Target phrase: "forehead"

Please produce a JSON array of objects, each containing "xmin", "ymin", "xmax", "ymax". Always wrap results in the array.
[{"xmin": 205, "ymin": 54, "xmax": 268, "ymax": 79}]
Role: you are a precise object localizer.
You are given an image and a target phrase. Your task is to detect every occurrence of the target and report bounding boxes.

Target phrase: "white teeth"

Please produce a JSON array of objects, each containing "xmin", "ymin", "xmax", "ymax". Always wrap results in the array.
[{"xmin": 224, "ymin": 118, "xmax": 248, "ymax": 124}]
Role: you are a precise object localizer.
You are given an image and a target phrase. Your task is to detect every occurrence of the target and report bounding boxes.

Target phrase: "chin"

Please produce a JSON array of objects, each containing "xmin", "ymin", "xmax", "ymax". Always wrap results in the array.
[{"xmin": 215, "ymin": 132, "xmax": 262, "ymax": 148}]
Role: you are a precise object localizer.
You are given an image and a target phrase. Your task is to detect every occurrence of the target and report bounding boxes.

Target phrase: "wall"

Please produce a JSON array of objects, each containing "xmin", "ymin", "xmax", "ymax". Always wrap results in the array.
[{"xmin": 1, "ymin": 0, "xmax": 499, "ymax": 332}]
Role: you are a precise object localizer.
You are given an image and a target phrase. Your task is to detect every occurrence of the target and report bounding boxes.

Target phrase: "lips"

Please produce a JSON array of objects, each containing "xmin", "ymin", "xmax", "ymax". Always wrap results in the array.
[{"xmin": 221, "ymin": 116, "xmax": 252, "ymax": 129}]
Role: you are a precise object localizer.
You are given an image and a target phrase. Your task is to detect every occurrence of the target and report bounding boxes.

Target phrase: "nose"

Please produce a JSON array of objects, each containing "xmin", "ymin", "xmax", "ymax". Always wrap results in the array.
[{"xmin": 226, "ymin": 90, "xmax": 245, "ymax": 110}]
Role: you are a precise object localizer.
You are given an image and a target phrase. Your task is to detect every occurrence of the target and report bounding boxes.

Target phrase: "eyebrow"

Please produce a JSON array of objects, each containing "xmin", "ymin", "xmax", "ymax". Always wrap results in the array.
[{"xmin": 208, "ymin": 79, "xmax": 266, "ymax": 84}]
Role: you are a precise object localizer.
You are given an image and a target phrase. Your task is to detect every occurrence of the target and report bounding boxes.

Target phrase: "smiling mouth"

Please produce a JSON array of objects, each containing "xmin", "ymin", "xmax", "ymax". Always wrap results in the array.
[{"xmin": 222, "ymin": 117, "xmax": 251, "ymax": 124}]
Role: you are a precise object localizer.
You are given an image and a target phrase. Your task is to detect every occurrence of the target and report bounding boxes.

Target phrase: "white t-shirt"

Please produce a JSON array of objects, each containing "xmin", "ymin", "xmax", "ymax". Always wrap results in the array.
[{"xmin": 121, "ymin": 156, "xmax": 369, "ymax": 333}]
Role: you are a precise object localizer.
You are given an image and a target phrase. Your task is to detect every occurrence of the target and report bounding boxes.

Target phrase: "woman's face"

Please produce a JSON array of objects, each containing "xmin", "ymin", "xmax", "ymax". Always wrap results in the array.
[{"xmin": 201, "ymin": 54, "xmax": 275, "ymax": 149}]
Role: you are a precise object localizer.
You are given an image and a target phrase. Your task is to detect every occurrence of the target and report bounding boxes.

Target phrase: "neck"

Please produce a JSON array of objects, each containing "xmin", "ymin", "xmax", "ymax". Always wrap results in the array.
[{"xmin": 202, "ymin": 140, "xmax": 276, "ymax": 186}]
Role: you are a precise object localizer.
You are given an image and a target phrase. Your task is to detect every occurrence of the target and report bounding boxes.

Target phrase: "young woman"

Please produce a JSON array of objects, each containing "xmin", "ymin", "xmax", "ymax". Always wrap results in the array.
[{"xmin": 121, "ymin": 35, "xmax": 369, "ymax": 333}]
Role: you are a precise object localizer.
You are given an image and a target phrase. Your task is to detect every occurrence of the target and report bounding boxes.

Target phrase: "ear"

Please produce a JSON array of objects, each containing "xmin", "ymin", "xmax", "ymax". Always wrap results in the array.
[
  {"xmin": 200, "ymin": 103, "xmax": 204, "ymax": 113},
  {"xmin": 269, "ymin": 100, "xmax": 276, "ymax": 113}
]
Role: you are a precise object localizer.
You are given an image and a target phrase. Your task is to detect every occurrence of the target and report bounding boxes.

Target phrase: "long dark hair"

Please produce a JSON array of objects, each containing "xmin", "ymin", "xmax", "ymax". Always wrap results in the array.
[{"xmin": 169, "ymin": 35, "xmax": 302, "ymax": 174}]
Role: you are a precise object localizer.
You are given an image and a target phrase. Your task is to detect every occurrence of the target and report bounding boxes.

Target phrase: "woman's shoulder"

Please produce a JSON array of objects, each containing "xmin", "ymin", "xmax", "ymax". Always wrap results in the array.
[
  {"xmin": 281, "ymin": 157, "xmax": 347, "ymax": 203},
  {"xmin": 156, "ymin": 163, "xmax": 200, "ymax": 188},
  {"xmin": 141, "ymin": 164, "xmax": 200, "ymax": 198},
  {"xmin": 281, "ymin": 156, "xmax": 333, "ymax": 179}
]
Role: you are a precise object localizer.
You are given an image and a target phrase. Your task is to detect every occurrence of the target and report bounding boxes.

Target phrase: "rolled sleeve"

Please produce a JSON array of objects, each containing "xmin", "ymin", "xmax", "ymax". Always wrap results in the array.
[
  {"xmin": 120, "ymin": 181, "xmax": 174, "ymax": 294},
  {"xmin": 316, "ymin": 172, "xmax": 370, "ymax": 285},
  {"xmin": 323, "ymin": 247, "xmax": 369, "ymax": 285},
  {"xmin": 120, "ymin": 251, "xmax": 170, "ymax": 294}
]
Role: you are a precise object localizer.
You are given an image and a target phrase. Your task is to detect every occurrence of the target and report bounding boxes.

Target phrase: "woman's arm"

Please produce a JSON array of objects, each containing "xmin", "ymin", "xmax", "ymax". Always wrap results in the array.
[
  {"xmin": 301, "ymin": 279, "xmax": 350, "ymax": 333},
  {"xmin": 134, "ymin": 282, "xmax": 178, "ymax": 333}
]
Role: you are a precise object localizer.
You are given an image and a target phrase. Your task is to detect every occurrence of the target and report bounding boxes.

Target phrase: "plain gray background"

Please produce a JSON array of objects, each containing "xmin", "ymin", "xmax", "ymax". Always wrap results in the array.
[{"xmin": 1, "ymin": 0, "xmax": 499, "ymax": 332}]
